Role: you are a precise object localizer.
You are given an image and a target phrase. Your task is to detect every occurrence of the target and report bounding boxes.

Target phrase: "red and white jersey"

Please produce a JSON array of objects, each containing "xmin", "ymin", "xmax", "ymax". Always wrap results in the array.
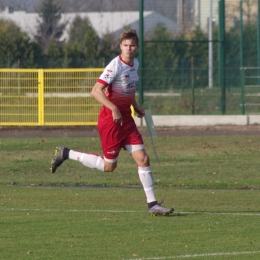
[{"xmin": 97, "ymin": 55, "xmax": 139, "ymax": 123}]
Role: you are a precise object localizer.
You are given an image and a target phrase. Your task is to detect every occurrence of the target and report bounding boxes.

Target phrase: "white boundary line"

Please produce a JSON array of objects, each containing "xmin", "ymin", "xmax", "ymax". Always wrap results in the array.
[
  {"xmin": 179, "ymin": 211, "xmax": 260, "ymax": 216},
  {"xmin": 122, "ymin": 250, "xmax": 260, "ymax": 260},
  {"xmin": 1, "ymin": 208, "xmax": 260, "ymax": 216}
]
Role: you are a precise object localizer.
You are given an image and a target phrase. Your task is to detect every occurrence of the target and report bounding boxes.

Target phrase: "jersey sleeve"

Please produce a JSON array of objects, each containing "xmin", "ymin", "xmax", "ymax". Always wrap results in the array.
[{"xmin": 98, "ymin": 58, "xmax": 118, "ymax": 86}]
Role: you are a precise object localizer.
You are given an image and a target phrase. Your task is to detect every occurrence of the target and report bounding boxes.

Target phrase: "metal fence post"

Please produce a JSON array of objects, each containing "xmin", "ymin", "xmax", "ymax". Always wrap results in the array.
[
  {"xmin": 240, "ymin": 67, "xmax": 245, "ymax": 115},
  {"xmin": 138, "ymin": 0, "xmax": 144, "ymax": 106},
  {"xmin": 218, "ymin": 0, "xmax": 226, "ymax": 114},
  {"xmin": 38, "ymin": 69, "xmax": 44, "ymax": 126},
  {"xmin": 191, "ymin": 57, "xmax": 195, "ymax": 115},
  {"xmin": 240, "ymin": 0, "xmax": 244, "ymax": 115},
  {"xmin": 257, "ymin": 0, "xmax": 260, "ymax": 85}
]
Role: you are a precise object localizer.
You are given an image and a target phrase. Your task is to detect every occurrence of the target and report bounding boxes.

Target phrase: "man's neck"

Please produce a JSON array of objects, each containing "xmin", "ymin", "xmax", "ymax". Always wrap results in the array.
[{"xmin": 120, "ymin": 55, "xmax": 134, "ymax": 66}]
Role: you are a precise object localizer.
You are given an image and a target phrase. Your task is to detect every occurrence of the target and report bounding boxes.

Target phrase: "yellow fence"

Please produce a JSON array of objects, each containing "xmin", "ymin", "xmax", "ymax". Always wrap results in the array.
[{"xmin": 0, "ymin": 69, "xmax": 103, "ymax": 126}]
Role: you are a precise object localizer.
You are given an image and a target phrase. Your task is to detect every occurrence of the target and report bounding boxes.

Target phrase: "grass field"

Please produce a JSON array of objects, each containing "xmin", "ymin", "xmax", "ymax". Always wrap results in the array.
[{"xmin": 1, "ymin": 134, "xmax": 260, "ymax": 259}]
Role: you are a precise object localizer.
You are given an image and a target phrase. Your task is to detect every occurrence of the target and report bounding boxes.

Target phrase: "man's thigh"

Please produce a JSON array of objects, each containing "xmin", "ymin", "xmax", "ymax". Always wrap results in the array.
[
  {"xmin": 122, "ymin": 120, "xmax": 144, "ymax": 146},
  {"xmin": 98, "ymin": 119, "xmax": 122, "ymax": 159}
]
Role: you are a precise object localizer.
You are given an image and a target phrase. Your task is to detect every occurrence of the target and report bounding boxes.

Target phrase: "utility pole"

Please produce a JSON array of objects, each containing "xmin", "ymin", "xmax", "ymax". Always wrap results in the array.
[
  {"xmin": 178, "ymin": 0, "xmax": 184, "ymax": 31},
  {"xmin": 198, "ymin": 0, "xmax": 201, "ymax": 28}
]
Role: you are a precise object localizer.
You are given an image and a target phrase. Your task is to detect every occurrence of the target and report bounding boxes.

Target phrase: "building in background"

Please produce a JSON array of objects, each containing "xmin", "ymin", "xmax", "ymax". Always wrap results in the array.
[
  {"xmin": 0, "ymin": 7, "xmax": 179, "ymax": 40},
  {"xmin": 194, "ymin": 0, "xmax": 258, "ymax": 33}
]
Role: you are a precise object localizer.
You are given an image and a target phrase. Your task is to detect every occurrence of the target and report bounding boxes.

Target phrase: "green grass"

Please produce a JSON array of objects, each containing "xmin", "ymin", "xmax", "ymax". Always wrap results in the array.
[
  {"xmin": 1, "ymin": 135, "xmax": 260, "ymax": 188},
  {"xmin": 1, "ymin": 135, "xmax": 260, "ymax": 259}
]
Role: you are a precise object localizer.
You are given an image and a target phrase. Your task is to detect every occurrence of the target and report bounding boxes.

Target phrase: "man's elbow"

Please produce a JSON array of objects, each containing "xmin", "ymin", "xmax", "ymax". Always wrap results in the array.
[{"xmin": 91, "ymin": 88, "xmax": 96, "ymax": 97}]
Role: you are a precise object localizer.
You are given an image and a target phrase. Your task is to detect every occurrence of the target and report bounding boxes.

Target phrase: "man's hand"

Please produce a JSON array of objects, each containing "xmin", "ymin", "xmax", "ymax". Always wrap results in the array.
[
  {"xmin": 134, "ymin": 105, "xmax": 145, "ymax": 118},
  {"xmin": 91, "ymin": 82, "xmax": 123, "ymax": 125},
  {"xmin": 112, "ymin": 107, "xmax": 123, "ymax": 125}
]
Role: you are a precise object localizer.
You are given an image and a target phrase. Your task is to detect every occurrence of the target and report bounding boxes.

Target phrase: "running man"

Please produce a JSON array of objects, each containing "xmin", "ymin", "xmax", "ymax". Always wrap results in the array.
[{"xmin": 51, "ymin": 29, "xmax": 174, "ymax": 216}]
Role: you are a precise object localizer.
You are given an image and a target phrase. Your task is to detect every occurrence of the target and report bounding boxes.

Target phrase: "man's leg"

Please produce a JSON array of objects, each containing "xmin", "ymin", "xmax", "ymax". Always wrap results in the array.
[
  {"xmin": 51, "ymin": 146, "xmax": 117, "ymax": 173},
  {"xmin": 129, "ymin": 146, "xmax": 174, "ymax": 216},
  {"xmin": 129, "ymin": 147, "xmax": 157, "ymax": 206},
  {"xmin": 52, "ymin": 117, "xmax": 121, "ymax": 173}
]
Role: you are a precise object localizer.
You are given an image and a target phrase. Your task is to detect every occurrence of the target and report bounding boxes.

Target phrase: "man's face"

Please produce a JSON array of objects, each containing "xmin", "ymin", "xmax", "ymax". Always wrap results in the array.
[{"xmin": 120, "ymin": 39, "xmax": 139, "ymax": 61}]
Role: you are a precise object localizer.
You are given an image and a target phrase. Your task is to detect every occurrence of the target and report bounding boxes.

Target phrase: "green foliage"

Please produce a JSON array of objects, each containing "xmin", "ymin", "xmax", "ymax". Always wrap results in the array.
[
  {"xmin": 0, "ymin": 8, "xmax": 259, "ymax": 99},
  {"xmin": 145, "ymin": 24, "xmax": 174, "ymax": 64},
  {"xmin": 143, "ymin": 25, "xmax": 209, "ymax": 91},
  {"xmin": 47, "ymin": 39, "xmax": 65, "ymax": 67},
  {"xmin": 225, "ymin": 27, "xmax": 240, "ymax": 63},
  {"xmin": 0, "ymin": 19, "xmax": 43, "ymax": 68},
  {"xmin": 142, "ymin": 20, "xmax": 259, "ymax": 93},
  {"xmin": 99, "ymin": 32, "xmax": 120, "ymax": 65},
  {"xmin": 144, "ymin": 24, "xmax": 179, "ymax": 90},
  {"xmin": 68, "ymin": 16, "xmax": 98, "ymax": 56},
  {"xmin": 35, "ymin": 0, "xmax": 67, "ymax": 54},
  {"xmin": 243, "ymin": 22, "xmax": 257, "ymax": 66},
  {"xmin": 174, "ymin": 32, "xmax": 189, "ymax": 63},
  {"xmin": 186, "ymin": 26, "xmax": 208, "ymax": 88},
  {"xmin": 66, "ymin": 16, "xmax": 99, "ymax": 67},
  {"xmin": 187, "ymin": 26, "xmax": 208, "ymax": 60}
]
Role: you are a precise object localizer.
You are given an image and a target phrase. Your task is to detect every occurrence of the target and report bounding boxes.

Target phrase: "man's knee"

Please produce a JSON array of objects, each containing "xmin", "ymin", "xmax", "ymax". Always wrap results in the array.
[
  {"xmin": 132, "ymin": 149, "xmax": 150, "ymax": 167},
  {"xmin": 142, "ymin": 154, "xmax": 150, "ymax": 166},
  {"xmin": 104, "ymin": 161, "xmax": 117, "ymax": 172}
]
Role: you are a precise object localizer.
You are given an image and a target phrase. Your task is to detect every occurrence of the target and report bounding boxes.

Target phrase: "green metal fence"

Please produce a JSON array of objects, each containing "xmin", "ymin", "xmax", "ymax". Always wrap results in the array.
[{"xmin": 241, "ymin": 67, "xmax": 260, "ymax": 115}]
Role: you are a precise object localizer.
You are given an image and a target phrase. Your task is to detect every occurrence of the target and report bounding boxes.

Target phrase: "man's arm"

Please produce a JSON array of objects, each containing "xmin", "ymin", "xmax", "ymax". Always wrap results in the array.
[
  {"xmin": 91, "ymin": 82, "xmax": 122, "ymax": 123},
  {"xmin": 132, "ymin": 99, "xmax": 145, "ymax": 118}
]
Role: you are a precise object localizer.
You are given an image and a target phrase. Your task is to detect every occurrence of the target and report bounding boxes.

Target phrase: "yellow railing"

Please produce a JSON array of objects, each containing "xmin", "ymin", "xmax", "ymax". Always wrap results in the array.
[{"xmin": 0, "ymin": 68, "xmax": 104, "ymax": 126}]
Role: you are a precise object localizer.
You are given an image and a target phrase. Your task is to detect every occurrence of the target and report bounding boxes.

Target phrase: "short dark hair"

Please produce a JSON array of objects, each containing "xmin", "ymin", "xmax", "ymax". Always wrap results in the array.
[{"xmin": 120, "ymin": 29, "xmax": 139, "ymax": 45}]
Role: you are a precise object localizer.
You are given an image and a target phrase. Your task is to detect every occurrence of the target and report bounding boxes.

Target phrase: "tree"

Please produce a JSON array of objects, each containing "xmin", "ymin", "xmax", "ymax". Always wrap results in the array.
[
  {"xmin": 186, "ymin": 26, "xmax": 208, "ymax": 88},
  {"xmin": 47, "ymin": 39, "xmax": 65, "ymax": 68},
  {"xmin": 99, "ymin": 32, "xmax": 120, "ymax": 66},
  {"xmin": 187, "ymin": 26, "xmax": 208, "ymax": 60},
  {"xmin": 144, "ymin": 24, "xmax": 178, "ymax": 90},
  {"xmin": 243, "ymin": 0, "xmax": 257, "ymax": 24},
  {"xmin": 66, "ymin": 15, "xmax": 99, "ymax": 67},
  {"xmin": 68, "ymin": 16, "xmax": 98, "ymax": 58},
  {"xmin": 34, "ymin": 0, "xmax": 67, "ymax": 54},
  {"xmin": 0, "ymin": 19, "xmax": 43, "ymax": 68}
]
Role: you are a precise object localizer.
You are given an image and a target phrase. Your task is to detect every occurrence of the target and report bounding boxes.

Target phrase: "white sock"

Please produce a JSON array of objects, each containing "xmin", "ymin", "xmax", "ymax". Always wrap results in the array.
[
  {"xmin": 69, "ymin": 150, "xmax": 104, "ymax": 171},
  {"xmin": 138, "ymin": 166, "xmax": 157, "ymax": 203}
]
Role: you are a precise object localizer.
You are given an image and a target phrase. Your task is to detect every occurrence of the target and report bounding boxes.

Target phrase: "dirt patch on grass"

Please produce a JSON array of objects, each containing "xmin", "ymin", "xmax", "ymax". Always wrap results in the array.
[{"xmin": 1, "ymin": 125, "xmax": 260, "ymax": 138}]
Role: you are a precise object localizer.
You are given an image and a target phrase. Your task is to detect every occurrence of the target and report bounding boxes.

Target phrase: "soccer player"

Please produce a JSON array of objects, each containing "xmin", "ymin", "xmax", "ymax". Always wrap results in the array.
[{"xmin": 51, "ymin": 29, "xmax": 174, "ymax": 216}]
